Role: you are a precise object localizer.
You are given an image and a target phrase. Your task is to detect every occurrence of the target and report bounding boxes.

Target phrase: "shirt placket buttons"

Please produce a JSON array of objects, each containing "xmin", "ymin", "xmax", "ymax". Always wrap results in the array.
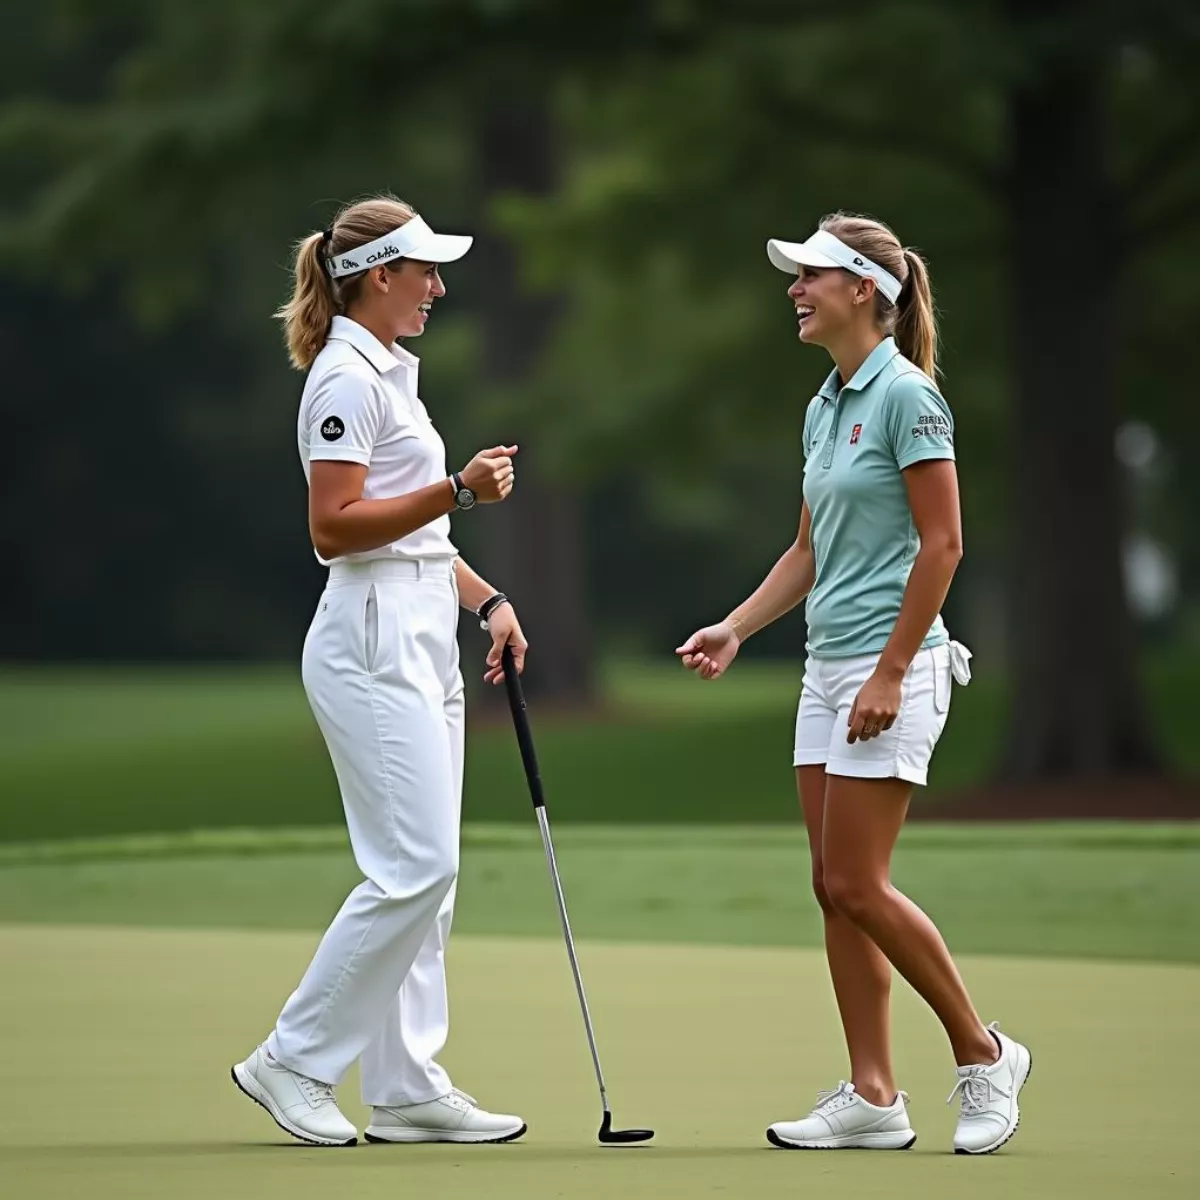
[{"xmin": 822, "ymin": 400, "xmax": 840, "ymax": 469}]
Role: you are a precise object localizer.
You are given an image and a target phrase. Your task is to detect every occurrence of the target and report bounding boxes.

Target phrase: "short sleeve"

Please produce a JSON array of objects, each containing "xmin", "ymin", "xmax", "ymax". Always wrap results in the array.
[
  {"xmin": 801, "ymin": 397, "xmax": 821, "ymax": 461},
  {"xmin": 304, "ymin": 366, "xmax": 384, "ymax": 465},
  {"xmin": 885, "ymin": 371, "xmax": 955, "ymax": 469}
]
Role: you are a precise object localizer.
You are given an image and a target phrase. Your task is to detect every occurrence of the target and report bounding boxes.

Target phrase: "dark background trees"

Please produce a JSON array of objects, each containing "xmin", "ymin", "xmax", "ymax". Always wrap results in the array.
[{"xmin": 3, "ymin": 0, "xmax": 1198, "ymax": 800}]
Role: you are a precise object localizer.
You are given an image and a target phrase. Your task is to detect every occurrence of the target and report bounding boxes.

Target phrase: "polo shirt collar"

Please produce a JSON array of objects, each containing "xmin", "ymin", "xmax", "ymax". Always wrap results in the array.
[
  {"xmin": 817, "ymin": 336, "xmax": 900, "ymax": 401},
  {"xmin": 327, "ymin": 315, "xmax": 419, "ymax": 375}
]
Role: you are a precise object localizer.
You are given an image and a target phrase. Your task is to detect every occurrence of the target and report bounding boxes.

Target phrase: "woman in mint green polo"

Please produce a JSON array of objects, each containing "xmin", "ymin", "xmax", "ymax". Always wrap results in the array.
[{"xmin": 677, "ymin": 212, "xmax": 1031, "ymax": 1156}]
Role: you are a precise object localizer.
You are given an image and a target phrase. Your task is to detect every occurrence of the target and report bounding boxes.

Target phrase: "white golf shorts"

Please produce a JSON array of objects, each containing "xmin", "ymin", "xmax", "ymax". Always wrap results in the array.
[{"xmin": 793, "ymin": 641, "xmax": 972, "ymax": 786}]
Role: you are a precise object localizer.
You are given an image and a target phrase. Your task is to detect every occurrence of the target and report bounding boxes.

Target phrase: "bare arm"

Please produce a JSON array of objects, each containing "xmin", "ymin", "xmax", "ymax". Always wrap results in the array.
[
  {"xmin": 677, "ymin": 502, "xmax": 816, "ymax": 679},
  {"xmin": 308, "ymin": 446, "xmax": 516, "ymax": 561},
  {"xmin": 845, "ymin": 458, "xmax": 963, "ymax": 742},
  {"xmin": 726, "ymin": 501, "xmax": 817, "ymax": 640},
  {"xmin": 876, "ymin": 459, "xmax": 963, "ymax": 681},
  {"xmin": 454, "ymin": 556, "xmax": 500, "ymax": 613},
  {"xmin": 309, "ymin": 462, "xmax": 454, "ymax": 561},
  {"xmin": 454, "ymin": 556, "xmax": 528, "ymax": 684}
]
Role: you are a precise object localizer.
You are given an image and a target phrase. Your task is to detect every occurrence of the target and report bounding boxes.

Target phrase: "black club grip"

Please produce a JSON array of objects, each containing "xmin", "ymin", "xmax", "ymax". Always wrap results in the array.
[{"xmin": 501, "ymin": 644, "xmax": 546, "ymax": 810}]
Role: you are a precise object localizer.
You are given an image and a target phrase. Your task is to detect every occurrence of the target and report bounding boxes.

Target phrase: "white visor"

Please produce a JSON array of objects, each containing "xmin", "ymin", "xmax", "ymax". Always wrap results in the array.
[
  {"xmin": 766, "ymin": 228, "xmax": 903, "ymax": 304},
  {"xmin": 327, "ymin": 215, "xmax": 473, "ymax": 278}
]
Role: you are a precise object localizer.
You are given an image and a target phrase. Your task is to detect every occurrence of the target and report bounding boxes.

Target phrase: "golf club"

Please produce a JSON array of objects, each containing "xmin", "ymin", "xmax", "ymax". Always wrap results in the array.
[{"xmin": 500, "ymin": 643, "xmax": 654, "ymax": 1146}]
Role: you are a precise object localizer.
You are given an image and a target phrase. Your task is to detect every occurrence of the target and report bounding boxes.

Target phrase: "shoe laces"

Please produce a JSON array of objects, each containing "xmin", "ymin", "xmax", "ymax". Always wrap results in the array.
[
  {"xmin": 442, "ymin": 1089, "xmax": 478, "ymax": 1112},
  {"xmin": 947, "ymin": 1067, "xmax": 1010, "ymax": 1115},
  {"xmin": 297, "ymin": 1074, "xmax": 337, "ymax": 1107},
  {"xmin": 812, "ymin": 1081, "xmax": 856, "ymax": 1115}
]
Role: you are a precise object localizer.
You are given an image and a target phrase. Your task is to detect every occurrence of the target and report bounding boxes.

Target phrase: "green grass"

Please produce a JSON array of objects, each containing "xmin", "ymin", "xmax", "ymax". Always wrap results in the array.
[
  {"xmin": 2, "ymin": 925, "xmax": 1197, "ymax": 1199},
  {"xmin": 2, "ymin": 653, "xmax": 1198, "ymax": 843},
  {"xmin": 1, "ymin": 823, "xmax": 1197, "ymax": 964},
  {"xmin": 2, "ymin": 820, "xmax": 1197, "ymax": 1194},
  {"xmin": 4, "ymin": 658, "xmax": 1197, "ymax": 1198}
]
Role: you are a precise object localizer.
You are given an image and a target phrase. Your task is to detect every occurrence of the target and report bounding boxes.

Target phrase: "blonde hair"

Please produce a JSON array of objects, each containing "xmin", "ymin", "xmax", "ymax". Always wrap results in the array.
[
  {"xmin": 275, "ymin": 194, "xmax": 416, "ymax": 371},
  {"xmin": 818, "ymin": 211, "xmax": 939, "ymax": 379}
]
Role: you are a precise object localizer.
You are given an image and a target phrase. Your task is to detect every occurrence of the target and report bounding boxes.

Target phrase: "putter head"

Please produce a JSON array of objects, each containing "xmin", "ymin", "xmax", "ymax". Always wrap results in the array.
[{"xmin": 598, "ymin": 1110, "xmax": 655, "ymax": 1144}]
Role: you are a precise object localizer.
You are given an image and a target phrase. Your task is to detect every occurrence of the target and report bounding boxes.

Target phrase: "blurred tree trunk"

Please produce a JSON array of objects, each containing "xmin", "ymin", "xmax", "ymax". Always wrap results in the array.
[
  {"xmin": 1000, "ymin": 0, "xmax": 1162, "ymax": 781},
  {"xmin": 471, "ymin": 92, "xmax": 593, "ymax": 705}
]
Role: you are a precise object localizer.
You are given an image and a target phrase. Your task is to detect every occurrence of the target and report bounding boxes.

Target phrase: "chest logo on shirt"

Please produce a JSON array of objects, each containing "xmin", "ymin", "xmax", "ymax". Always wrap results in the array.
[
  {"xmin": 849, "ymin": 423, "xmax": 862, "ymax": 445},
  {"xmin": 321, "ymin": 417, "xmax": 345, "ymax": 442}
]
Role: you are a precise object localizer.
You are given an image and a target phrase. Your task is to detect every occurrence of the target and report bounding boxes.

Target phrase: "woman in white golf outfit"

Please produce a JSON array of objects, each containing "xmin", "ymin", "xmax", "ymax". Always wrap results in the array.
[
  {"xmin": 677, "ymin": 213, "xmax": 1031, "ymax": 1155},
  {"xmin": 232, "ymin": 194, "xmax": 528, "ymax": 1147}
]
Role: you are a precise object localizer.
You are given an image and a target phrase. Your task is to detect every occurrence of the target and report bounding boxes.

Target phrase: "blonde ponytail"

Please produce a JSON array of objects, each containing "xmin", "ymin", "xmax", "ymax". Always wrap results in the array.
[
  {"xmin": 274, "ymin": 193, "xmax": 418, "ymax": 372},
  {"xmin": 895, "ymin": 247, "xmax": 938, "ymax": 380},
  {"xmin": 276, "ymin": 233, "xmax": 337, "ymax": 371},
  {"xmin": 818, "ymin": 211, "xmax": 941, "ymax": 380}
]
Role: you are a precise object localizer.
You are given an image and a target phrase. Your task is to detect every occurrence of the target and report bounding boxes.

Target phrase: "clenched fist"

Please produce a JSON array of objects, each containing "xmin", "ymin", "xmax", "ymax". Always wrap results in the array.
[{"xmin": 460, "ymin": 445, "xmax": 518, "ymax": 504}]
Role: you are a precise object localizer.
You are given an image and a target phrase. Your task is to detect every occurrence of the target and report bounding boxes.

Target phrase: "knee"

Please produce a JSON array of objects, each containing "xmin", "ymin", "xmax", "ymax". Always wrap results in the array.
[
  {"xmin": 822, "ymin": 870, "xmax": 887, "ymax": 924},
  {"xmin": 810, "ymin": 863, "xmax": 837, "ymax": 917},
  {"xmin": 375, "ymin": 845, "xmax": 458, "ymax": 905},
  {"xmin": 425, "ymin": 846, "xmax": 459, "ymax": 898},
  {"xmin": 417, "ymin": 829, "xmax": 460, "ymax": 888}
]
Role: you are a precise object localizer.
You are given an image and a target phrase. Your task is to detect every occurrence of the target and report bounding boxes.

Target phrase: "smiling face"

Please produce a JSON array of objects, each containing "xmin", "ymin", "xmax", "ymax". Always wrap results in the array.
[
  {"xmin": 787, "ymin": 265, "xmax": 868, "ymax": 347},
  {"xmin": 342, "ymin": 256, "xmax": 448, "ymax": 347},
  {"xmin": 385, "ymin": 258, "xmax": 445, "ymax": 337}
]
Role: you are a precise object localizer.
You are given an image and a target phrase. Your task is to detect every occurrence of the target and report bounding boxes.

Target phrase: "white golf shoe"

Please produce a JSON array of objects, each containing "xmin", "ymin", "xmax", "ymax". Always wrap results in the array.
[
  {"xmin": 365, "ymin": 1089, "xmax": 526, "ymax": 1144},
  {"xmin": 231, "ymin": 1045, "xmax": 357, "ymax": 1147},
  {"xmin": 948, "ymin": 1022, "xmax": 1032, "ymax": 1154},
  {"xmin": 767, "ymin": 1081, "xmax": 917, "ymax": 1150}
]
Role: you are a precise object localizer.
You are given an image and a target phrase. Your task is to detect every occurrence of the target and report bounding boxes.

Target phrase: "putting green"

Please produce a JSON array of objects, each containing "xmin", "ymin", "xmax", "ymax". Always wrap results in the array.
[{"xmin": 1, "ymin": 925, "xmax": 1195, "ymax": 1199}]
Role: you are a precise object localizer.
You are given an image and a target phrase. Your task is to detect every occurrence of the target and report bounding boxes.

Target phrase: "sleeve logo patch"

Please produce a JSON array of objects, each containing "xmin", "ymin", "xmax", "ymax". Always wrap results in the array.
[
  {"xmin": 911, "ymin": 413, "xmax": 951, "ymax": 440},
  {"xmin": 321, "ymin": 417, "xmax": 346, "ymax": 442}
]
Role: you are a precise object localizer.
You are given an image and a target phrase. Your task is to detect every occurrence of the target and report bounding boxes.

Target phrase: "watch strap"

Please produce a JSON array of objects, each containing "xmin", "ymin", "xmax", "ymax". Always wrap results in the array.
[{"xmin": 477, "ymin": 592, "xmax": 510, "ymax": 626}]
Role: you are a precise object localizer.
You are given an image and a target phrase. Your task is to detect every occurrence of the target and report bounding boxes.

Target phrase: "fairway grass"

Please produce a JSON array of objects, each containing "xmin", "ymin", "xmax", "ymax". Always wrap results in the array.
[
  {"xmin": 1, "ymin": 823, "xmax": 1197, "ymax": 964},
  {"xmin": 3, "ymin": 655, "xmax": 1197, "ymax": 842},
  {"xmin": 1, "ymin": 925, "xmax": 1195, "ymax": 1199}
]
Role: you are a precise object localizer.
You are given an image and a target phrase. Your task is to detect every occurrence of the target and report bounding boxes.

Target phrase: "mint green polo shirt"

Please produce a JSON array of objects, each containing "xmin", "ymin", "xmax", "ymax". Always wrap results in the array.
[{"xmin": 801, "ymin": 337, "xmax": 956, "ymax": 658}]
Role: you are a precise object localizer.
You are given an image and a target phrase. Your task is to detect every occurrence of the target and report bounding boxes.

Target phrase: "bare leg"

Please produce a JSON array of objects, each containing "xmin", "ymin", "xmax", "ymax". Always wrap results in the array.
[
  {"xmin": 797, "ymin": 766, "xmax": 896, "ymax": 1106},
  {"xmin": 821, "ymin": 774, "xmax": 996, "ymax": 1067}
]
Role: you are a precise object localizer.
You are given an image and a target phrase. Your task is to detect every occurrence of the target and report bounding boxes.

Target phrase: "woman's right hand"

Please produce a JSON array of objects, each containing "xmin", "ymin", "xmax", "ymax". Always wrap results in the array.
[
  {"xmin": 460, "ymin": 445, "xmax": 518, "ymax": 503},
  {"xmin": 676, "ymin": 620, "xmax": 741, "ymax": 680}
]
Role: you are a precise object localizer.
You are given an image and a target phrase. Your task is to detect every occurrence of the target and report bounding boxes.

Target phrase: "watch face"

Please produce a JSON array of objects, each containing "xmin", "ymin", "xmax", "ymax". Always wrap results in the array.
[{"xmin": 457, "ymin": 488, "xmax": 477, "ymax": 510}]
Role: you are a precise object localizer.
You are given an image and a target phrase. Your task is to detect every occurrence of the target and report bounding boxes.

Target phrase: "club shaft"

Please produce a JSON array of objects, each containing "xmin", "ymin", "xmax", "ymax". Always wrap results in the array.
[{"xmin": 536, "ymin": 805, "xmax": 611, "ymax": 1113}]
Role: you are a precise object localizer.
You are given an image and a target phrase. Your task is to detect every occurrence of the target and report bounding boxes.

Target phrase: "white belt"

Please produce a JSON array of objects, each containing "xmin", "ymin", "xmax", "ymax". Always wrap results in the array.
[{"xmin": 326, "ymin": 556, "xmax": 457, "ymax": 586}]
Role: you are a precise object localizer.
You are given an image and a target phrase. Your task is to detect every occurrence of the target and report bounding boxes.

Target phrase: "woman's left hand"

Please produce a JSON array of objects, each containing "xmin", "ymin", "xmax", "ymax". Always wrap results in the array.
[
  {"xmin": 847, "ymin": 668, "xmax": 904, "ymax": 743},
  {"xmin": 483, "ymin": 603, "xmax": 527, "ymax": 685}
]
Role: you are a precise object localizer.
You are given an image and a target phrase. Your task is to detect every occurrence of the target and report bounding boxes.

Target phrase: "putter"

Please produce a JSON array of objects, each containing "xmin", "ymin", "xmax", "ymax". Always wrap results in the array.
[{"xmin": 500, "ymin": 644, "xmax": 654, "ymax": 1146}]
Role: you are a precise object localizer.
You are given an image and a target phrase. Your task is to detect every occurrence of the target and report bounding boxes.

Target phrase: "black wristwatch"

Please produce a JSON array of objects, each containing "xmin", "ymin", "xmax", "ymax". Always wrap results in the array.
[{"xmin": 450, "ymin": 472, "xmax": 476, "ymax": 511}]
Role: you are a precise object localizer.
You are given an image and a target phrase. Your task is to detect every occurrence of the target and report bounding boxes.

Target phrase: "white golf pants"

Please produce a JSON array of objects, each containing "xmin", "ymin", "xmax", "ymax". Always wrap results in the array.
[{"xmin": 267, "ymin": 556, "xmax": 465, "ymax": 1106}]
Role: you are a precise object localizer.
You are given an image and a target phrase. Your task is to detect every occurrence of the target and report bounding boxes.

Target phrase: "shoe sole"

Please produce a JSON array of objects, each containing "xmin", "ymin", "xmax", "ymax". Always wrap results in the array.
[
  {"xmin": 230, "ymin": 1065, "xmax": 357, "ymax": 1148},
  {"xmin": 954, "ymin": 1044, "xmax": 1033, "ymax": 1156},
  {"xmin": 364, "ymin": 1122, "xmax": 527, "ymax": 1145},
  {"xmin": 766, "ymin": 1128, "xmax": 917, "ymax": 1151}
]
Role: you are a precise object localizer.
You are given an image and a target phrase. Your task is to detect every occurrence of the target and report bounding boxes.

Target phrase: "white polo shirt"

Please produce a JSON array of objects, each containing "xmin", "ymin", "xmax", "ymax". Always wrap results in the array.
[{"xmin": 297, "ymin": 315, "xmax": 457, "ymax": 566}]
